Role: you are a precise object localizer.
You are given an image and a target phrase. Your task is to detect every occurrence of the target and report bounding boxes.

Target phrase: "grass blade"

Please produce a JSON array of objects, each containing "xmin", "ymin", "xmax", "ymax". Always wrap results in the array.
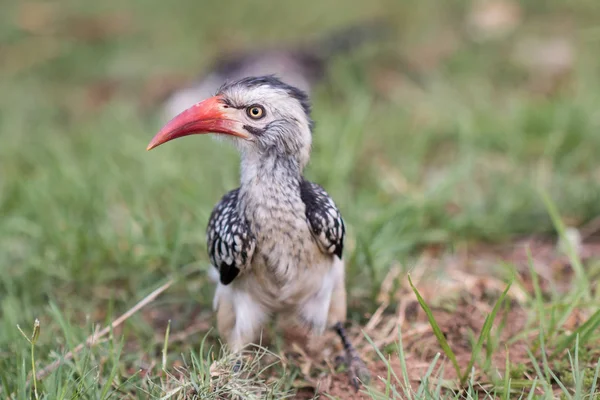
[
  {"xmin": 415, "ymin": 353, "xmax": 440, "ymax": 399},
  {"xmin": 525, "ymin": 378, "xmax": 538, "ymax": 400},
  {"xmin": 408, "ymin": 274, "xmax": 461, "ymax": 381},
  {"xmin": 526, "ymin": 248, "xmax": 545, "ymax": 333},
  {"xmin": 570, "ymin": 335, "xmax": 583, "ymax": 399},
  {"xmin": 503, "ymin": 345, "xmax": 510, "ymax": 400},
  {"xmin": 397, "ymin": 326, "xmax": 413, "ymax": 400},
  {"xmin": 548, "ymin": 292, "xmax": 584, "ymax": 344},
  {"xmin": 589, "ymin": 358, "xmax": 600, "ymax": 399},
  {"xmin": 363, "ymin": 331, "xmax": 402, "ymax": 386},
  {"xmin": 463, "ymin": 279, "xmax": 512, "ymax": 384},
  {"xmin": 99, "ymin": 336, "xmax": 123, "ymax": 399},
  {"xmin": 552, "ymin": 308, "xmax": 600, "ymax": 357},
  {"xmin": 162, "ymin": 319, "xmax": 171, "ymax": 372},
  {"xmin": 540, "ymin": 190, "xmax": 587, "ymax": 295},
  {"xmin": 526, "ymin": 348, "xmax": 553, "ymax": 396}
]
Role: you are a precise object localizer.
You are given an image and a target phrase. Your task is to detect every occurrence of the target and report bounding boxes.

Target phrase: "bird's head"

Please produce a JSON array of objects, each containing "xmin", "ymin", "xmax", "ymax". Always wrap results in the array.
[{"xmin": 147, "ymin": 76, "xmax": 313, "ymax": 168}]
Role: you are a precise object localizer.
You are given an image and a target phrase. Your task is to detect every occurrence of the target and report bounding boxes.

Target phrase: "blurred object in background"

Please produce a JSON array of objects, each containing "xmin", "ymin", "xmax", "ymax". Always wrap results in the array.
[
  {"xmin": 161, "ymin": 20, "xmax": 389, "ymax": 120},
  {"xmin": 466, "ymin": 0, "xmax": 522, "ymax": 41},
  {"xmin": 513, "ymin": 36, "xmax": 574, "ymax": 95}
]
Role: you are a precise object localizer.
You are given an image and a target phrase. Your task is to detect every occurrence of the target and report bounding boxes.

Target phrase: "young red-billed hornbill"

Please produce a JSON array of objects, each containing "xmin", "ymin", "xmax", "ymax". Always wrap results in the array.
[{"xmin": 147, "ymin": 76, "xmax": 369, "ymax": 389}]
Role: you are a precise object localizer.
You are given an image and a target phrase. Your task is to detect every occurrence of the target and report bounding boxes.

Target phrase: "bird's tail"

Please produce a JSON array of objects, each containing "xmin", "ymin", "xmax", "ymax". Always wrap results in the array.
[{"xmin": 307, "ymin": 18, "xmax": 391, "ymax": 61}]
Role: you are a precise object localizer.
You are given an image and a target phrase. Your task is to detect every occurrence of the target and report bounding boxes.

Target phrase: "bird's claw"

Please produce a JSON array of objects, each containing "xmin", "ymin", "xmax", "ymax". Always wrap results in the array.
[
  {"xmin": 346, "ymin": 354, "xmax": 370, "ymax": 391},
  {"xmin": 334, "ymin": 322, "xmax": 371, "ymax": 391}
]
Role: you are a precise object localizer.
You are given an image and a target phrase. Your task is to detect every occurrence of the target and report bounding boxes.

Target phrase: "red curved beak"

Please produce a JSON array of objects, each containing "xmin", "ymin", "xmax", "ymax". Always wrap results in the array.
[{"xmin": 146, "ymin": 96, "xmax": 248, "ymax": 151}]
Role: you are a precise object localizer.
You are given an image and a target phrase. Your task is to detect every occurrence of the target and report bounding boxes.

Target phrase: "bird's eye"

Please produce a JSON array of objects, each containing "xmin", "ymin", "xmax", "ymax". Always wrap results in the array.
[{"xmin": 246, "ymin": 105, "xmax": 265, "ymax": 120}]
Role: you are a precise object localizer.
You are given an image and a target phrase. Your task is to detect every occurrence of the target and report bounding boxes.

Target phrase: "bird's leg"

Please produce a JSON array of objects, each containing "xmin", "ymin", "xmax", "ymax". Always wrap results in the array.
[
  {"xmin": 323, "ymin": 260, "xmax": 370, "ymax": 390},
  {"xmin": 334, "ymin": 322, "xmax": 370, "ymax": 391},
  {"xmin": 214, "ymin": 284, "xmax": 268, "ymax": 373}
]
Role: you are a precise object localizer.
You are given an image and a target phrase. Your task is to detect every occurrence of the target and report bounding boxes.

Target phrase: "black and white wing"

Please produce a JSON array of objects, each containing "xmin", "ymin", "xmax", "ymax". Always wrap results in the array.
[
  {"xmin": 299, "ymin": 179, "xmax": 345, "ymax": 259},
  {"xmin": 206, "ymin": 188, "xmax": 256, "ymax": 285}
]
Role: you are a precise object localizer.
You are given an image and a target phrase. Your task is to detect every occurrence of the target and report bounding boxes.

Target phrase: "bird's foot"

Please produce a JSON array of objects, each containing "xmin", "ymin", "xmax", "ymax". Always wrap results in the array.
[
  {"xmin": 232, "ymin": 358, "xmax": 243, "ymax": 373},
  {"xmin": 345, "ymin": 352, "xmax": 370, "ymax": 391},
  {"xmin": 333, "ymin": 322, "xmax": 371, "ymax": 391}
]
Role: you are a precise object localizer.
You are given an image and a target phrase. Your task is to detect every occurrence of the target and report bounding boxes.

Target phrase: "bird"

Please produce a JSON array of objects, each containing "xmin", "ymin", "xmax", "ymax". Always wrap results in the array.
[
  {"xmin": 147, "ymin": 75, "xmax": 369, "ymax": 389},
  {"xmin": 160, "ymin": 21, "xmax": 387, "ymax": 121}
]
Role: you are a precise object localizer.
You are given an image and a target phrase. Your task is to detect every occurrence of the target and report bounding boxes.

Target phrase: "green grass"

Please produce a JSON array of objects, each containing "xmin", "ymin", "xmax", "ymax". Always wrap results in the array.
[{"xmin": 1, "ymin": 0, "xmax": 600, "ymax": 398}]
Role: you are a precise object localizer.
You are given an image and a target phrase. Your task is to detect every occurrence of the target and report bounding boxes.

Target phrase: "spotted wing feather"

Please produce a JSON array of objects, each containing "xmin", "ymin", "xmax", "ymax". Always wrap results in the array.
[
  {"xmin": 206, "ymin": 188, "xmax": 255, "ymax": 285},
  {"xmin": 300, "ymin": 180, "xmax": 345, "ymax": 258}
]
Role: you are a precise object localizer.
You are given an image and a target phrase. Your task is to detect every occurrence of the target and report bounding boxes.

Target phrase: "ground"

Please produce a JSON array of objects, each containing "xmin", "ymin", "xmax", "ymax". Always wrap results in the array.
[{"xmin": 1, "ymin": 0, "xmax": 600, "ymax": 399}]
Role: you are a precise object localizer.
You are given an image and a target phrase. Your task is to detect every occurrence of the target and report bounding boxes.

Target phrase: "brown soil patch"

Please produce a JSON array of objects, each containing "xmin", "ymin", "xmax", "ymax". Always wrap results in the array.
[{"xmin": 289, "ymin": 236, "xmax": 600, "ymax": 399}]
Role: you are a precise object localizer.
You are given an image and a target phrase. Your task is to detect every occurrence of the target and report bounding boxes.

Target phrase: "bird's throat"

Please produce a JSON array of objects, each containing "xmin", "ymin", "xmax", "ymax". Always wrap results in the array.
[
  {"xmin": 238, "ymin": 150, "xmax": 304, "ymax": 223},
  {"xmin": 239, "ymin": 150, "xmax": 302, "ymax": 191}
]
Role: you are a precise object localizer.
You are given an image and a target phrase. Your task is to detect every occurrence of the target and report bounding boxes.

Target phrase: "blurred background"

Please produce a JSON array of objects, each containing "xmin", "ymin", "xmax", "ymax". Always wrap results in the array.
[{"xmin": 1, "ymin": 0, "xmax": 600, "ymax": 396}]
